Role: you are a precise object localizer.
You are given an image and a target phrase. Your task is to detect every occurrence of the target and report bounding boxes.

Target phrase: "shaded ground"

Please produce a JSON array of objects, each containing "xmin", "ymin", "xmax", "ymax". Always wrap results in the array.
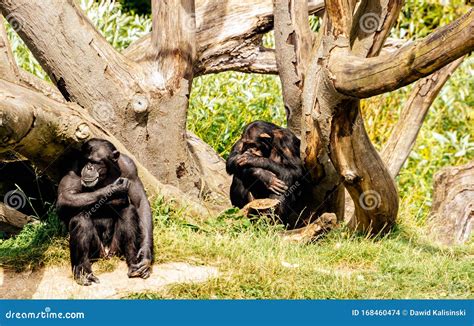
[{"xmin": 0, "ymin": 262, "xmax": 219, "ymax": 299}]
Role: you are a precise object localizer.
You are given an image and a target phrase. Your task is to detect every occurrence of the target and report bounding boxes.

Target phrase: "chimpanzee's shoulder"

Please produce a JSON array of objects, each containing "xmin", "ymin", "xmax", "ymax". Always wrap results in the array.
[{"xmin": 119, "ymin": 154, "xmax": 138, "ymax": 177}]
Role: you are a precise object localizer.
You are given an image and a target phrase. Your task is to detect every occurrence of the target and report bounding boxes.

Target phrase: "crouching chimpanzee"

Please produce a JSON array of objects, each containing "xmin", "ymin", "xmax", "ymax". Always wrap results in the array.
[
  {"xmin": 226, "ymin": 121, "xmax": 310, "ymax": 227},
  {"xmin": 56, "ymin": 139, "xmax": 153, "ymax": 285}
]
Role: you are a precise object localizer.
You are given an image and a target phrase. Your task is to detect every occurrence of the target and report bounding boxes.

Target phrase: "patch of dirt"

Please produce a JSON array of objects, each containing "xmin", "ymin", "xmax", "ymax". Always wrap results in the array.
[{"xmin": 0, "ymin": 262, "xmax": 219, "ymax": 299}]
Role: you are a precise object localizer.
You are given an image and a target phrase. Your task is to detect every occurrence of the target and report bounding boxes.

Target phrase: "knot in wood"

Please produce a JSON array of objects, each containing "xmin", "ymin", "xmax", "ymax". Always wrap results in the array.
[
  {"xmin": 343, "ymin": 172, "xmax": 360, "ymax": 184},
  {"xmin": 131, "ymin": 94, "xmax": 149, "ymax": 113},
  {"xmin": 75, "ymin": 123, "xmax": 90, "ymax": 140}
]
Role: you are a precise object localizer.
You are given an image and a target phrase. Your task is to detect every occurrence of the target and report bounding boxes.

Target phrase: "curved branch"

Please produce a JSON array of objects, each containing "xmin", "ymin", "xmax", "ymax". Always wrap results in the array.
[
  {"xmin": 381, "ymin": 57, "xmax": 465, "ymax": 177},
  {"xmin": 332, "ymin": 9, "xmax": 474, "ymax": 98}
]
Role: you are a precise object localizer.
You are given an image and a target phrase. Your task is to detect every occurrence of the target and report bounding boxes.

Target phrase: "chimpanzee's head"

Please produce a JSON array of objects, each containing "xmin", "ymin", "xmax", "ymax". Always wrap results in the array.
[
  {"xmin": 241, "ymin": 121, "xmax": 275, "ymax": 157},
  {"xmin": 80, "ymin": 138, "xmax": 120, "ymax": 188}
]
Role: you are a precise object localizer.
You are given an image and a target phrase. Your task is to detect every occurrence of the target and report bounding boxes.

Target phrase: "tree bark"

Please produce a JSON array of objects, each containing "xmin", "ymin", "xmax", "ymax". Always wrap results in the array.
[
  {"xmin": 273, "ymin": 0, "xmax": 313, "ymax": 134},
  {"xmin": 428, "ymin": 161, "xmax": 473, "ymax": 245},
  {"xmin": 0, "ymin": 203, "xmax": 36, "ymax": 235},
  {"xmin": 0, "ymin": 15, "xmax": 19, "ymax": 82},
  {"xmin": 125, "ymin": 0, "xmax": 325, "ymax": 76}
]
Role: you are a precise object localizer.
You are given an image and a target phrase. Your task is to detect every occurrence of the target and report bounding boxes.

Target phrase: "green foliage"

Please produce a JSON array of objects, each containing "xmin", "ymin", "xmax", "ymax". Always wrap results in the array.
[
  {"xmin": 80, "ymin": 0, "xmax": 151, "ymax": 50},
  {"xmin": 1, "ymin": 0, "xmax": 472, "ymax": 298},
  {"xmin": 189, "ymin": 73, "xmax": 285, "ymax": 158}
]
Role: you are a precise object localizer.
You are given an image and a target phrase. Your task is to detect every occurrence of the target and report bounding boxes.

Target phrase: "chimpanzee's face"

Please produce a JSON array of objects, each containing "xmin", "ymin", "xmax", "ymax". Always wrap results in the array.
[
  {"xmin": 242, "ymin": 131, "xmax": 273, "ymax": 158},
  {"xmin": 80, "ymin": 145, "xmax": 119, "ymax": 188}
]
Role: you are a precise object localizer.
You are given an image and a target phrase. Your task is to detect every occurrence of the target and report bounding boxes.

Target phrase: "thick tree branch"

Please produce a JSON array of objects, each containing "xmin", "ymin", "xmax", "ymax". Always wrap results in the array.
[
  {"xmin": 0, "ymin": 0, "xmax": 139, "ymax": 106},
  {"xmin": 149, "ymin": 0, "xmax": 196, "ymax": 82},
  {"xmin": 381, "ymin": 57, "xmax": 464, "ymax": 178},
  {"xmin": 273, "ymin": 0, "xmax": 313, "ymax": 134},
  {"xmin": 125, "ymin": 0, "xmax": 324, "ymax": 76},
  {"xmin": 332, "ymin": 9, "xmax": 474, "ymax": 98}
]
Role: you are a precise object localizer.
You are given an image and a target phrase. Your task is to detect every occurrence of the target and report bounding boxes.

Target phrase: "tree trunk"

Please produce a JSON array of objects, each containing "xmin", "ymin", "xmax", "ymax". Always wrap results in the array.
[{"xmin": 428, "ymin": 161, "xmax": 474, "ymax": 245}]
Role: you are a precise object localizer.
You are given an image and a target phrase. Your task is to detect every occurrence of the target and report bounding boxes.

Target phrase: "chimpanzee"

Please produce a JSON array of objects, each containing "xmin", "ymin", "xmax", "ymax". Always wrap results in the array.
[
  {"xmin": 226, "ymin": 121, "xmax": 309, "ymax": 226},
  {"xmin": 56, "ymin": 139, "xmax": 153, "ymax": 285}
]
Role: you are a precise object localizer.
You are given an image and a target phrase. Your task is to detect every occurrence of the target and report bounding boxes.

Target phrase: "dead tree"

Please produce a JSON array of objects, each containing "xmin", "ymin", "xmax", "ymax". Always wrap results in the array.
[
  {"xmin": 0, "ymin": 0, "xmax": 472, "ymax": 234},
  {"xmin": 428, "ymin": 161, "xmax": 473, "ymax": 245}
]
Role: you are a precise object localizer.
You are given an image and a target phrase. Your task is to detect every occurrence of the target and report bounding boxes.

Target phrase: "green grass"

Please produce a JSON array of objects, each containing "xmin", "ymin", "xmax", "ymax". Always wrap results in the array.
[{"xmin": 1, "ymin": 0, "xmax": 473, "ymax": 299}]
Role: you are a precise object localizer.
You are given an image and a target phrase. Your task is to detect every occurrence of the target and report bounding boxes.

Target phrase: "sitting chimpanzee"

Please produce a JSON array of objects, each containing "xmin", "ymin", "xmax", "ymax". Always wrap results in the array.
[
  {"xmin": 56, "ymin": 139, "xmax": 153, "ymax": 285},
  {"xmin": 226, "ymin": 121, "xmax": 309, "ymax": 227}
]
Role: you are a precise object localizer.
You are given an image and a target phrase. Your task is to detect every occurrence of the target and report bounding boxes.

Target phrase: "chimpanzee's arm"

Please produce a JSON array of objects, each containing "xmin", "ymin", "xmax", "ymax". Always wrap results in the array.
[
  {"xmin": 246, "ymin": 167, "xmax": 288, "ymax": 195},
  {"xmin": 119, "ymin": 155, "xmax": 153, "ymax": 260},
  {"xmin": 238, "ymin": 155, "xmax": 303, "ymax": 179},
  {"xmin": 57, "ymin": 172, "xmax": 119, "ymax": 209},
  {"xmin": 226, "ymin": 140, "xmax": 245, "ymax": 175}
]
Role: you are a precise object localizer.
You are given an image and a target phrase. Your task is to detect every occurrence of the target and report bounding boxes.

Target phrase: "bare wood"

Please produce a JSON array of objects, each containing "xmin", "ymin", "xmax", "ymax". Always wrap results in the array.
[
  {"xmin": 186, "ymin": 131, "xmax": 231, "ymax": 205},
  {"xmin": 125, "ymin": 0, "xmax": 325, "ymax": 76},
  {"xmin": 149, "ymin": 0, "xmax": 196, "ymax": 82},
  {"xmin": 194, "ymin": 36, "xmax": 405, "ymax": 75},
  {"xmin": 350, "ymin": 0, "xmax": 403, "ymax": 57},
  {"xmin": 279, "ymin": 212, "xmax": 337, "ymax": 243},
  {"xmin": 331, "ymin": 101, "xmax": 399, "ymax": 234},
  {"xmin": 428, "ymin": 162, "xmax": 474, "ymax": 245},
  {"xmin": 332, "ymin": 9, "xmax": 474, "ymax": 98},
  {"xmin": 0, "ymin": 203, "xmax": 36, "ymax": 234},
  {"xmin": 0, "ymin": 78, "xmax": 211, "ymax": 216},
  {"xmin": 300, "ymin": 1, "xmax": 403, "ymax": 234},
  {"xmin": 0, "ymin": 15, "xmax": 19, "ymax": 82},
  {"xmin": 381, "ymin": 57, "xmax": 464, "ymax": 178},
  {"xmin": 344, "ymin": 57, "xmax": 464, "ymax": 223},
  {"xmin": 325, "ymin": 0, "xmax": 356, "ymax": 38},
  {"xmin": 273, "ymin": 0, "xmax": 313, "ymax": 134},
  {"xmin": 18, "ymin": 70, "xmax": 66, "ymax": 103}
]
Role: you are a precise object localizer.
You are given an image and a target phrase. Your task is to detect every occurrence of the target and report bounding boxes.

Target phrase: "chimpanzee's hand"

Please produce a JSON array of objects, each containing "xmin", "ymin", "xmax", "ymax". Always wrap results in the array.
[
  {"xmin": 237, "ymin": 153, "xmax": 258, "ymax": 166},
  {"xmin": 266, "ymin": 175, "xmax": 288, "ymax": 196},
  {"xmin": 110, "ymin": 177, "xmax": 130, "ymax": 194},
  {"xmin": 128, "ymin": 247, "xmax": 152, "ymax": 279}
]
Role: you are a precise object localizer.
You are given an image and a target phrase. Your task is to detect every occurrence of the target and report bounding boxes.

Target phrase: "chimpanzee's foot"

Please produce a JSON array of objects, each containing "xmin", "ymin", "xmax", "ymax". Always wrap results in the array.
[
  {"xmin": 73, "ymin": 266, "xmax": 100, "ymax": 286},
  {"xmin": 127, "ymin": 259, "xmax": 152, "ymax": 279}
]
